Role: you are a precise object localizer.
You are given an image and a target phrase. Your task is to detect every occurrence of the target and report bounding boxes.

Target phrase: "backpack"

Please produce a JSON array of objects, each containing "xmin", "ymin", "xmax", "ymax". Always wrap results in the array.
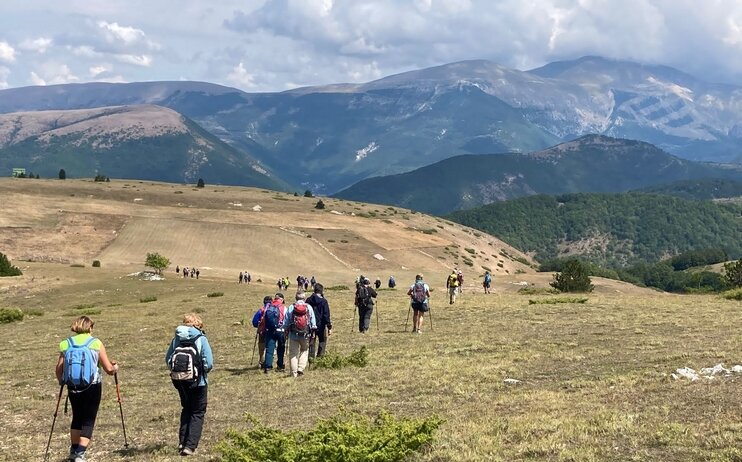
[
  {"xmin": 290, "ymin": 302, "xmax": 311, "ymax": 337},
  {"xmin": 484, "ymin": 273, "xmax": 492, "ymax": 283},
  {"xmin": 169, "ymin": 334, "xmax": 203, "ymax": 383},
  {"xmin": 412, "ymin": 282, "xmax": 427, "ymax": 303},
  {"xmin": 448, "ymin": 274, "xmax": 459, "ymax": 287},
  {"xmin": 263, "ymin": 302, "xmax": 283, "ymax": 331},
  {"xmin": 356, "ymin": 285, "xmax": 371, "ymax": 307},
  {"xmin": 62, "ymin": 336, "xmax": 97, "ymax": 390}
]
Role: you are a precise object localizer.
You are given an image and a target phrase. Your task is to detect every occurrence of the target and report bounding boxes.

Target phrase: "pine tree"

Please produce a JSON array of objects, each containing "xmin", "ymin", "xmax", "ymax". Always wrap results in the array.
[
  {"xmin": 550, "ymin": 259, "xmax": 594, "ymax": 292},
  {"xmin": 58, "ymin": 169, "xmax": 66, "ymax": 180}
]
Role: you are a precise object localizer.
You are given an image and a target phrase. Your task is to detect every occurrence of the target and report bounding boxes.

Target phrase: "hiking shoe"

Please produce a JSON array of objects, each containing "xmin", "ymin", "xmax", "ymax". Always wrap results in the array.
[
  {"xmin": 276, "ymin": 367, "xmax": 286, "ymax": 372},
  {"xmin": 297, "ymin": 370, "xmax": 304, "ymax": 376},
  {"xmin": 178, "ymin": 443, "xmax": 184, "ymax": 451},
  {"xmin": 73, "ymin": 453, "xmax": 87, "ymax": 462},
  {"xmin": 180, "ymin": 448, "xmax": 195, "ymax": 456},
  {"xmin": 292, "ymin": 371, "xmax": 298, "ymax": 378}
]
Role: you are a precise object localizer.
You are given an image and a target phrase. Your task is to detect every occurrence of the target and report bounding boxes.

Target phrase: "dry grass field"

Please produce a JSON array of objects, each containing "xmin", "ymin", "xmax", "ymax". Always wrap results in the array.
[{"xmin": 0, "ymin": 179, "xmax": 740, "ymax": 461}]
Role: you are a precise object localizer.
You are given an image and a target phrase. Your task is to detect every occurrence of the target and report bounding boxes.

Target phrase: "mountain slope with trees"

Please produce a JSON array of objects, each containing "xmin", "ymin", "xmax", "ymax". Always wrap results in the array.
[
  {"xmin": 447, "ymin": 192, "xmax": 742, "ymax": 267},
  {"xmin": 335, "ymin": 136, "xmax": 742, "ymax": 214}
]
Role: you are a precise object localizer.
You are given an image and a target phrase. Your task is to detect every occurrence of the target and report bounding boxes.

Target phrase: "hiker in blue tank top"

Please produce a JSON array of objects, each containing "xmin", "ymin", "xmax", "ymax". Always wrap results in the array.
[
  {"xmin": 55, "ymin": 316, "xmax": 118, "ymax": 462},
  {"xmin": 407, "ymin": 274, "xmax": 431, "ymax": 334},
  {"xmin": 165, "ymin": 313, "xmax": 213, "ymax": 456}
]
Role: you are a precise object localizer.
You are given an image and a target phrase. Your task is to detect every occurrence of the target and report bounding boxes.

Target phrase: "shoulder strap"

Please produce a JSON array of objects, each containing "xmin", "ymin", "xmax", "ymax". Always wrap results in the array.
[
  {"xmin": 66, "ymin": 336, "xmax": 75, "ymax": 348},
  {"xmin": 82, "ymin": 336, "xmax": 96, "ymax": 347}
]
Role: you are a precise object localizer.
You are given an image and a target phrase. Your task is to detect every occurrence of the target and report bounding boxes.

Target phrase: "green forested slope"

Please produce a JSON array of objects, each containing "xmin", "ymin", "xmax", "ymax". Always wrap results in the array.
[{"xmin": 447, "ymin": 192, "xmax": 742, "ymax": 266}]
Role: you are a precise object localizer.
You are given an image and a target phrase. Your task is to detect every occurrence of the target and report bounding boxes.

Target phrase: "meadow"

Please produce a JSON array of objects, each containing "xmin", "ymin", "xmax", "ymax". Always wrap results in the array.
[{"xmin": 1, "ymin": 263, "xmax": 740, "ymax": 462}]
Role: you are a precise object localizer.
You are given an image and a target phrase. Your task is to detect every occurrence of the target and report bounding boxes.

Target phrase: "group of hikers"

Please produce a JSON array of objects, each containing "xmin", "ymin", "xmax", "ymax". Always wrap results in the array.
[
  {"xmin": 49, "ymin": 269, "xmax": 494, "ymax": 460},
  {"xmin": 238, "ymin": 271, "xmax": 252, "ymax": 284},
  {"xmin": 175, "ymin": 266, "xmax": 200, "ymax": 279},
  {"xmin": 275, "ymin": 275, "xmax": 316, "ymax": 292}
]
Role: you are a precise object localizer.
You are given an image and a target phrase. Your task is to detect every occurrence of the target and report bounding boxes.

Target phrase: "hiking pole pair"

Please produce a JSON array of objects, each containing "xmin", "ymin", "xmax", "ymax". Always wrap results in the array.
[
  {"xmin": 404, "ymin": 305, "xmax": 411, "ymax": 332},
  {"xmin": 428, "ymin": 302, "xmax": 434, "ymax": 332},
  {"xmin": 43, "ymin": 384, "xmax": 65, "ymax": 462},
  {"xmin": 375, "ymin": 301, "xmax": 380, "ymax": 332},
  {"xmin": 351, "ymin": 305, "xmax": 356, "ymax": 333},
  {"xmin": 114, "ymin": 372, "xmax": 130, "ymax": 448},
  {"xmin": 250, "ymin": 330, "xmax": 258, "ymax": 366}
]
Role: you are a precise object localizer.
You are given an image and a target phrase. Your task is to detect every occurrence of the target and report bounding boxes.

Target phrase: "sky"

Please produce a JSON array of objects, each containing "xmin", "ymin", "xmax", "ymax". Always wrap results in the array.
[{"xmin": 0, "ymin": 0, "xmax": 740, "ymax": 92}]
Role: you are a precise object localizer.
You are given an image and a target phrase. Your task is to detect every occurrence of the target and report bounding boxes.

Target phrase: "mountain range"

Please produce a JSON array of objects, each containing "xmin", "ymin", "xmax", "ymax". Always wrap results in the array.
[
  {"xmin": 0, "ymin": 56, "xmax": 740, "ymax": 192},
  {"xmin": 334, "ymin": 135, "xmax": 742, "ymax": 215}
]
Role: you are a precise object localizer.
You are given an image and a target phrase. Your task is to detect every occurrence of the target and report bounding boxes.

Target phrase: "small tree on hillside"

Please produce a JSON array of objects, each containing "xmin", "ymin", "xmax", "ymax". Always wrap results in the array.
[
  {"xmin": 304, "ymin": 189, "xmax": 313, "ymax": 198},
  {"xmin": 145, "ymin": 252, "xmax": 170, "ymax": 275},
  {"xmin": 59, "ymin": 169, "xmax": 66, "ymax": 180},
  {"xmin": 723, "ymin": 258, "xmax": 742, "ymax": 287},
  {"xmin": 0, "ymin": 252, "xmax": 22, "ymax": 277},
  {"xmin": 197, "ymin": 178, "xmax": 205, "ymax": 188},
  {"xmin": 550, "ymin": 259, "xmax": 594, "ymax": 293},
  {"xmin": 315, "ymin": 199, "xmax": 325, "ymax": 209}
]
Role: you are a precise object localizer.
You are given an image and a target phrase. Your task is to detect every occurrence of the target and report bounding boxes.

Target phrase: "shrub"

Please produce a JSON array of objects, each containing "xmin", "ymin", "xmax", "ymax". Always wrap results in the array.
[
  {"xmin": 325, "ymin": 285, "xmax": 349, "ymax": 291},
  {"xmin": 207, "ymin": 292, "xmax": 224, "ymax": 298},
  {"xmin": 315, "ymin": 199, "xmax": 325, "ymax": 209},
  {"xmin": 92, "ymin": 260, "xmax": 101, "ymax": 267},
  {"xmin": 313, "ymin": 346, "xmax": 369, "ymax": 369},
  {"xmin": 550, "ymin": 259, "xmax": 594, "ymax": 293},
  {"xmin": 304, "ymin": 189, "xmax": 313, "ymax": 197},
  {"xmin": 217, "ymin": 410, "xmax": 443, "ymax": 462},
  {"xmin": 0, "ymin": 308, "xmax": 24, "ymax": 324},
  {"xmin": 58, "ymin": 169, "xmax": 66, "ymax": 180},
  {"xmin": 465, "ymin": 248, "xmax": 476, "ymax": 254},
  {"xmin": 723, "ymin": 258, "xmax": 742, "ymax": 288},
  {"xmin": 529, "ymin": 297, "xmax": 588, "ymax": 305},
  {"xmin": 196, "ymin": 178, "xmax": 205, "ymax": 188},
  {"xmin": 145, "ymin": 252, "xmax": 170, "ymax": 274},
  {"xmin": 140, "ymin": 295, "xmax": 158, "ymax": 303},
  {"xmin": 722, "ymin": 288, "xmax": 742, "ymax": 300},
  {"xmin": 70, "ymin": 263, "xmax": 85, "ymax": 268},
  {"xmin": 0, "ymin": 252, "xmax": 22, "ymax": 276},
  {"xmin": 518, "ymin": 287, "xmax": 559, "ymax": 295}
]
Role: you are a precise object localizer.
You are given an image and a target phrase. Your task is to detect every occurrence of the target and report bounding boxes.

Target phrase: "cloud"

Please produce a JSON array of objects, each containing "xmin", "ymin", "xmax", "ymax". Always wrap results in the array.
[
  {"xmin": 0, "ymin": 66, "xmax": 9, "ymax": 89},
  {"xmin": 97, "ymin": 21, "xmax": 160, "ymax": 50},
  {"xmin": 89, "ymin": 64, "xmax": 112, "ymax": 77},
  {"xmin": 0, "ymin": 41, "xmax": 16, "ymax": 63},
  {"xmin": 29, "ymin": 63, "xmax": 79, "ymax": 86},
  {"xmin": 18, "ymin": 37, "xmax": 53, "ymax": 54},
  {"xmin": 226, "ymin": 62, "xmax": 257, "ymax": 89}
]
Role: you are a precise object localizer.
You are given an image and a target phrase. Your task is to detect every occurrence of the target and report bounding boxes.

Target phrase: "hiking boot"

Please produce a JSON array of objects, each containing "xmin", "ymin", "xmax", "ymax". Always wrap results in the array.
[
  {"xmin": 276, "ymin": 367, "xmax": 286, "ymax": 372},
  {"xmin": 180, "ymin": 448, "xmax": 195, "ymax": 456},
  {"xmin": 73, "ymin": 453, "xmax": 87, "ymax": 462},
  {"xmin": 292, "ymin": 371, "xmax": 298, "ymax": 378},
  {"xmin": 297, "ymin": 370, "xmax": 304, "ymax": 376}
]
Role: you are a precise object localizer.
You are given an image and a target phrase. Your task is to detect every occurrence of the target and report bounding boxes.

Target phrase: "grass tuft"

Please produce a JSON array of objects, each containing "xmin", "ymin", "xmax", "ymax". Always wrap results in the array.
[
  {"xmin": 207, "ymin": 292, "xmax": 224, "ymax": 298},
  {"xmin": 528, "ymin": 297, "xmax": 588, "ymax": 305},
  {"xmin": 518, "ymin": 287, "xmax": 559, "ymax": 295},
  {"xmin": 313, "ymin": 346, "xmax": 369, "ymax": 369},
  {"xmin": 140, "ymin": 295, "xmax": 158, "ymax": 303},
  {"xmin": 721, "ymin": 288, "xmax": 742, "ymax": 300},
  {"xmin": 0, "ymin": 308, "xmax": 24, "ymax": 324},
  {"xmin": 325, "ymin": 285, "xmax": 349, "ymax": 291}
]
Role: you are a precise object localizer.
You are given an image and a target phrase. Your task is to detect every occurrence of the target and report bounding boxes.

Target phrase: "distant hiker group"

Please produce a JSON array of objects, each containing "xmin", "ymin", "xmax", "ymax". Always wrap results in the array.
[
  {"xmin": 238, "ymin": 271, "xmax": 252, "ymax": 284},
  {"xmin": 176, "ymin": 266, "xmax": 200, "ymax": 279}
]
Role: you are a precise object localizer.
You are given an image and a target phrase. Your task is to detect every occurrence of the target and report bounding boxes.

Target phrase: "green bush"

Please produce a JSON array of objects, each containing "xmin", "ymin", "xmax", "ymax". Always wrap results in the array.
[
  {"xmin": 722, "ymin": 288, "xmax": 742, "ymax": 300},
  {"xmin": 207, "ymin": 292, "xmax": 224, "ymax": 298},
  {"xmin": 518, "ymin": 287, "xmax": 559, "ymax": 295},
  {"xmin": 217, "ymin": 410, "xmax": 443, "ymax": 462},
  {"xmin": 70, "ymin": 264, "xmax": 85, "ymax": 268},
  {"xmin": 723, "ymin": 259, "xmax": 742, "ymax": 288},
  {"xmin": 313, "ymin": 346, "xmax": 368, "ymax": 369},
  {"xmin": 551, "ymin": 259, "xmax": 594, "ymax": 293},
  {"xmin": 0, "ymin": 252, "xmax": 22, "ymax": 277},
  {"xmin": 0, "ymin": 308, "xmax": 24, "ymax": 324},
  {"xmin": 529, "ymin": 297, "xmax": 588, "ymax": 305},
  {"xmin": 325, "ymin": 285, "xmax": 349, "ymax": 291},
  {"xmin": 140, "ymin": 295, "xmax": 158, "ymax": 303},
  {"xmin": 92, "ymin": 260, "xmax": 101, "ymax": 268}
]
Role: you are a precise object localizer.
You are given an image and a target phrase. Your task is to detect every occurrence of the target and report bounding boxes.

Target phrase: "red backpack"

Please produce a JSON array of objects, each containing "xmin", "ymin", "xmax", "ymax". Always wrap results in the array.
[{"xmin": 290, "ymin": 301, "xmax": 311, "ymax": 337}]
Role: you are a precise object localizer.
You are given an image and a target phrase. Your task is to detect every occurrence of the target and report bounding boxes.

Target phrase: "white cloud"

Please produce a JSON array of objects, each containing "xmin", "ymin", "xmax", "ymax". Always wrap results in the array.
[
  {"xmin": 0, "ymin": 41, "xmax": 16, "ymax": 63},
  {"xmin": 0, "ymin": 66, "xmax": 9, "ymax": 89},
  {"xmin": 114, "ymin": 54, "xmax": 153, "ymax": 67},
  {"xmin": 89, "ymin": 64, "xmax": 112, "ymax": 77},
  {"xmin": 30, "ymin": 71, "xmax": 46, "ymax": 86},
  {"xmin": 29, "ymin": 63, "xmax": 79, "ymax": 85},
  {"xmin": 97, "ymin": 21, "xmax": 158, "ymax": 49},
  {"xmin": 19, "ymin": 37, "xmax": 53, "ymax": 53},
  {"xmin": 226, "ymin": 62, "xmax": 257, "ymax": 89}
]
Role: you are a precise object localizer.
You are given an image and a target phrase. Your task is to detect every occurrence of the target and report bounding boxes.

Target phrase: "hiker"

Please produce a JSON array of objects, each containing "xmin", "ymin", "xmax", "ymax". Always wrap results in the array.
[
  {"xmin": 388, "ymin": 275, "xmax": 396, "ymax": 288},
  {"xmin": 56, "ymin": 316, "xmax": 119, "ymax": 462},
  {"xmin": 195, "ymin": 269, "xmax": 200, "ymax": 279},
  {"xmin": 355, "ymin": 278, "xmax": 377, "ymax": 333},
  {"xmin": 239, "ymin": 272, "xmax": 243, "ymax": 284},
  {"xmin": 307, "ymin": 283, "xmax": 332, "ymax": 358},
  {"xmin": 446, "ymin": 270, "xmax": 459, "ymax": 304},
  {"xmin": 165, "ymin": 313, "xmax": 213, "ymax": 456},
  {"xmin": 246, "ymin": 272, "xmax": 251, "ymax": 284},
  {"xmin": 310, "ymin": 275, "xmax": 316, "ymax": 287},
  {"xmin": 483, "ymin": 271, "xmax": 492, "ymax": 294},
  {"xmin": 176, "ymin": 266, "xmax": 180, "ymax": 274},
  {"xmin": 260, "ymin": 293, "xmax": 287, "ymax": 373},
  {"xmin": 374, "ymin": 277, "xmax": 382, "ymax": 289},
  {"xmin": 252, "ymin": 296, "xmax": 273, "ymax": 368},
  {"xmin": 407, "ymin": 274, "xmax": 431, "ymax": 333},
  {"xmin": 284, "ymin": 292, "xmax": 317, "ymax": 377},
  {"xmin": 457, "ymin": 270, "xmax": 464, "ymax": 294}
]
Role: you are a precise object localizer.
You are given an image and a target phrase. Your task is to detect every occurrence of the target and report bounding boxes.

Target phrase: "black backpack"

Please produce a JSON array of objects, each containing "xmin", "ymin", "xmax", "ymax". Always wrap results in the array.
[
  {"xmin": 169, "ymin": 334, "xmax": 203, "ymax": 384},
  {"xmin": 356, "ymin": 285, "xmax": 371, "ymax": 307}
]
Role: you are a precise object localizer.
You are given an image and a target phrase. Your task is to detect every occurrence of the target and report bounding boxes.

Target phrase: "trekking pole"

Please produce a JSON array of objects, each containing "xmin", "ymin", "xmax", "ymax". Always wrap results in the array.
[
  {"xmin": 428, "ymin": 302, "xmax": 434, "ymax": 332},
  {"xmin": 404, "ymin": 305, "xmax": 411, "ymax": 332},
  {"xmin": 113, "ymin": 372, "xmax": 129, "ymax": 448},
  {"xmin": 375, "ymin": 301, "xmax": 380, "ymax": 332},
  {"xmin": 43, "ymin": 384, "xmax": 65, "ymax": 462},
  {"xmin": 351, "ymin": 305, "xmax": 356, "ymax": 333},
  {"xmin": 250, "ymin": 330, "xmax": 258, "ymax": 366}
]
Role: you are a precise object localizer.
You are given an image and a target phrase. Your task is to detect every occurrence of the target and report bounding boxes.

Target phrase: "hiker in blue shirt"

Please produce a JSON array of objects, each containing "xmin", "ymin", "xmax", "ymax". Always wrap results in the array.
[{"xmin": 165, "ymin": 313, "xmax": 213, "ymax": 456}]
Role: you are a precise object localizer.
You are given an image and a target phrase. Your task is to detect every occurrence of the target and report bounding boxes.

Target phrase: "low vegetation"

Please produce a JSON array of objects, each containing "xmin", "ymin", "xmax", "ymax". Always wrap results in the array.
[
  {"xmin": 529, "ymin": 297, "xmax": 588, "ymax": 305},
  {"xmin": 721, "ymin": 288, "xmax": 742, "ymax": 300},
  {"xmin": 218, "ymin": 411, "xmax": 443, "ymax": 462},
  {"xmin": 313, "ymin": 346, "xmax": 368, "ymax": 369},
  {"xmin": 139, "ymin": 295, "xmax": 158, "ymax": 303},
  {"xmin": 0, "ymin": 252, "xmax": 22, "ymax": 277},
  {"xmin": 207, "ymin": 292, "xmax": 224, "ymax": 298},
  {"xmin": 145, "ymin": 252, "xmax": 170, "ymax": 274},
  {"xmin": 0, "ymin": 308, "xmax": 24, "ymax": 324},
  {"xmin": 550, "ymin": 259, "xmax": 594, "ymax": 293}
]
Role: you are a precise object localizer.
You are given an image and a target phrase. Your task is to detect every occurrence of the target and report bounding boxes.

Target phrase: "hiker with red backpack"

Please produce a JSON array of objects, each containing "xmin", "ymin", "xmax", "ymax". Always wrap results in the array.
[
  {"xmin": 355, "ymin": 278, "xmax": 378, "ymax": 333},
  {"xmin": 54, "ymin": 316, "xmax": 119, "ymax": 462},
  {"xmin": 165, "ymin": 313, "xmax": 213, "ymax": 456},
  {"xmin": 306, "ymin": 283, "xmax": 332, "ymax": 358},
  {"xmin": 407, "ymin": 274, "xmax": 431, "ymax": 333},
  {"xmin": 259, "ymin": 293, "xmax": 288, "ymax": 373},
  {"xmin": 284, "ymin": 292, "xmax": 317, "ymax": 377}
]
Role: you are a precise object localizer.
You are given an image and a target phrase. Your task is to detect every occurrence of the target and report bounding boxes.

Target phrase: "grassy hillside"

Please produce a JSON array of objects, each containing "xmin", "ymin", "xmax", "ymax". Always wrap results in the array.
[
  {"xmin": 334, "ymin": 136, "xmax": 742, "ymax": 215},
  {"xmin": 447, "ymin": 192, "xmax": 742, "ymax": 267}
]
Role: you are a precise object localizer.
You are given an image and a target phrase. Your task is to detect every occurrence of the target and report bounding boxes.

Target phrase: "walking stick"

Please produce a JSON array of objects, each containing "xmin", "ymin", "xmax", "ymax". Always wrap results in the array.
[
  {"xmin": 43, "ymin": 384, "xmax": 65, "ymax": 462},
  {"xmin": 250, "ymin": 330, "xmax": 258, "ymax": 366},
  {"xmin": 428, "ymin": 302, "xmax": 434, "ymax": 332},
  {"xmin": 375, "ymin": 301, "xmax": 380, "ymax": 332},
  {"xmin": 351, "ymin": 305, "xmax": 356, "ymax": 333},
  {"xmin": 404, "ymin": 305, "xmax": 411, "ymax": 332},
  {"xmin": 113, "ymin": 372, "xmax": 129, "ymax": 448}
]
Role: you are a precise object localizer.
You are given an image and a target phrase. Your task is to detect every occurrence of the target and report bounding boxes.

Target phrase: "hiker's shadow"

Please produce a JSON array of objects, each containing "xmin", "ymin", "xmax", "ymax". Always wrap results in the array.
[
  {"xmin": 224, "ymin": 366, "xmax": 256, "ymax": 376},
  {"xmin": 114, "ymin": 443, "xmax": 167, "ymax": 457}
]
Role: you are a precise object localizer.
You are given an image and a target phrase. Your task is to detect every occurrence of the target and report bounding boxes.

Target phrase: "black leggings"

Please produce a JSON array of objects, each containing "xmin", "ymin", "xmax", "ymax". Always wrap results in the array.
[{"xmin": 69, "ymin": 383, "xmax": 102, "ymax": 439}]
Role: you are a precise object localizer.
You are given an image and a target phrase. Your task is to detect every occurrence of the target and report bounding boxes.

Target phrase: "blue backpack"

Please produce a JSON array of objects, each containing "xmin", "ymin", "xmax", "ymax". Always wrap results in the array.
[
  {"xmin": 264, "ymin": 303, "xmax": 282, "ymax": 331},
  {"xmin": 484, "ymin": 273, "xmax": 492, "ymax": 283},
  {"xmin": 62, "ymin": 337, "xmax": 97, "ymax": 390}
]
